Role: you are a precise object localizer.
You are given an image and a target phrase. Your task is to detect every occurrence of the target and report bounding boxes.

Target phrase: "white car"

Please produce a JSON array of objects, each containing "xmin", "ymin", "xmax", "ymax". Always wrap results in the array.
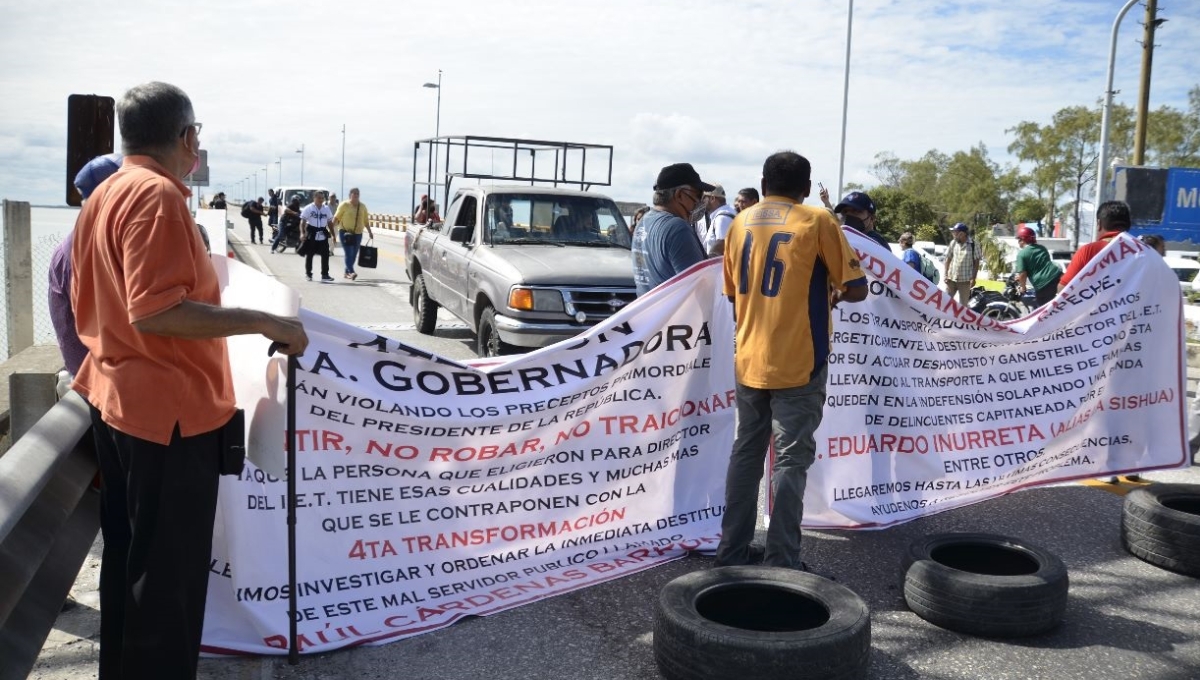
[{"xmin": 1164, "ymin": 256, "xmax": 1200, "ymax": 292}]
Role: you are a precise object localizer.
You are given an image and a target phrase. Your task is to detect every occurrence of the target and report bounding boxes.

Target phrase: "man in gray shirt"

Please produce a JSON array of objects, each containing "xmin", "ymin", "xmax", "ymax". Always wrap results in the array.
[{"xmin": 632, "ymin": 163, "xmax": 713, "ymax": 296}]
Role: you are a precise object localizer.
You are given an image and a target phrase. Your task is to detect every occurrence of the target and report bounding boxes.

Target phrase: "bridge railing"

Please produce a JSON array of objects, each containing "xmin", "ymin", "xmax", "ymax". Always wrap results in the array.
[
  {"xmin": 0, "ymin": 390, "xmax": 98, "ymax": 680},
  {"xmin": 369, "ymin": 214, "xmax": 409, "ymax": 232}
]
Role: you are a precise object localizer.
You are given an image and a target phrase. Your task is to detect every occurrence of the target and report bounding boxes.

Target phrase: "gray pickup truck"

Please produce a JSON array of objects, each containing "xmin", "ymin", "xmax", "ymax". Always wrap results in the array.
[{"xmin": 404, "ymin": 185, "xmax": 637, "ymax": 357}]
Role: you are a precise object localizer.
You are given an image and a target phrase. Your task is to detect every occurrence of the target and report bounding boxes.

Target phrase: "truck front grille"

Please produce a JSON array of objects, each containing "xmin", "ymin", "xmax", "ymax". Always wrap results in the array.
[{"xmin": 562, "ymin": 288, "xmax": 638, "ymax": 321}]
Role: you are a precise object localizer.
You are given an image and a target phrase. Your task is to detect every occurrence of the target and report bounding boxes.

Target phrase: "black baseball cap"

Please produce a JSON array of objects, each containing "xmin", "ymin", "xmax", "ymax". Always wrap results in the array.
[{"xmin": 654, "ymin": 163, "xmax": 714, "ymax": 192}]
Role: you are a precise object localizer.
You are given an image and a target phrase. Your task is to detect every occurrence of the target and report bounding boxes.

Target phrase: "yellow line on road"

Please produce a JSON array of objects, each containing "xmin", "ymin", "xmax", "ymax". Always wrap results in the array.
[{"xmin": 1079, "ymin": 476, "xmax": 1153, "ymax": 496}]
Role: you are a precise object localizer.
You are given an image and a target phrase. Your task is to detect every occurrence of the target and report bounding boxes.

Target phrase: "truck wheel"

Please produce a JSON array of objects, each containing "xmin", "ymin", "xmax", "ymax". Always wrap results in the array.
[
  {"xmin": 477, "ymin": 306, "xmax": 516, "ymax": 357},
  {"xmin": 412, "ymin": 274, "xmax": 438, "ymax": 335},
  {"xmin": 902, "ymin": 533, "xmax": 1068, "ymax": 637},
  {"xmin": 1122, "ymin": 483, "xmax": 1200, "ymax": 577},
  {"xmin": 653, "ymin": 566, "xmax": 870, "ymax": 680}
]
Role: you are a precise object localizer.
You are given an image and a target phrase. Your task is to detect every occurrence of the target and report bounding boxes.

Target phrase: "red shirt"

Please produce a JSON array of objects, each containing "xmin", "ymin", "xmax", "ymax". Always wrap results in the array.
[
  {"xmin": 71, "ymin": 156, "xmax": 234, "ymax": 445},
  {"xmin": 1058, "ymin": 231, "xmax": 1124, "ymax": 288}
]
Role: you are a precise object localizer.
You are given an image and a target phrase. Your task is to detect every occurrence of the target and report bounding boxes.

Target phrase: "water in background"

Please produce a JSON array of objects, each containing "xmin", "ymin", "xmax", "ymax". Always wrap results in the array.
[{"xmin": 0, "ymin": 206, "xmax": 79, "ymax": 362}]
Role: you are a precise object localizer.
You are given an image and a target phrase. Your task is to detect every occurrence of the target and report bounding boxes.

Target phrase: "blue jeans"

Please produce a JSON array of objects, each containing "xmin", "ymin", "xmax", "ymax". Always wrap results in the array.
[
  {"xmin": 715, "ymin": 365, "xmax": 828, "ymax": 569},
  {"xmin": 340, "ymin": 232, "xmax": 361, "ymax": 275}
]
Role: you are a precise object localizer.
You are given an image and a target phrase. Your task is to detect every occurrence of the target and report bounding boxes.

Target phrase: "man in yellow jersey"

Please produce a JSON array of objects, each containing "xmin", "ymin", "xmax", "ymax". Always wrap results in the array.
[{"xmin": 716, "ymin": 151, "xmax": 868, "ymax": 569}]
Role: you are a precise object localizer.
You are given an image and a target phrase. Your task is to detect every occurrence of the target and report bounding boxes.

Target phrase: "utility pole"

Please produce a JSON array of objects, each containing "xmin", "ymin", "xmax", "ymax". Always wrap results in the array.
[
  {"xmin": 836, "ymin": 0, "xmax": 854, "ymax": 200},
  {"xmin": 1133, "ymin": 0, "xmax": 1164, "ymax": 166},
  {"xmin": 340, "ymin": 124, "xmax": 346, "ymax": 198}
]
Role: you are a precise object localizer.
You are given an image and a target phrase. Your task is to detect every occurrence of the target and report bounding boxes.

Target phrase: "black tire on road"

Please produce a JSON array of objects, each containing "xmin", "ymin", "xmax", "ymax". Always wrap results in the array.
[
  {"xmin": 412, "ymin": 273, "xmax": 438, "ymax": 335},
  {"xmin": 653, "ymin": 566, "xmax": 870, "ymax": 680},
  {"xmin": 477, "ymin": 306, "xmax": 517, "ymax": 358},
  {"xmin": 902, "ymin": 532, "xmax": 1068, "ymax": 638},
  {"xmin": 1122, "ymin": 483, "xmax": 1200, "ymax": 577}
]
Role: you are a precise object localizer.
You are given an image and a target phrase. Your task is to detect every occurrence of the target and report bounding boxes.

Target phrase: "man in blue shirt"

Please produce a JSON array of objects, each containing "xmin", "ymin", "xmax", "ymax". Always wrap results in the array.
[{"xmin": 632, "ymin": 163, "xmax": 713, "ymax": 296}]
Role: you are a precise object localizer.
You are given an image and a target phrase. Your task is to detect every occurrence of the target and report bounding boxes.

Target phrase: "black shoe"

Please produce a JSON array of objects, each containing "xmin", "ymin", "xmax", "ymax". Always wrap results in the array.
[{"xmin": 747, "ymin": 545, "xmax": 765, "ymax": 565}]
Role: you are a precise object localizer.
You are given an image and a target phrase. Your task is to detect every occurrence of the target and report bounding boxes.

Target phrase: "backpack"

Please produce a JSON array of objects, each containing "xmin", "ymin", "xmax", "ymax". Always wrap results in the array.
[
  {"xmin": 918, "ymin": 251, "xmax": 941, "ymax": 284},
  {"xmin": 241, "ymin": 201, "xmax": 253, "ymax": 219}
]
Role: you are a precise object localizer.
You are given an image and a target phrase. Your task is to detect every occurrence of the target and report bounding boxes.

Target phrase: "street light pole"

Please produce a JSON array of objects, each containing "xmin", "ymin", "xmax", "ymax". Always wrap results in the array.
[
  {"xmin": 340, "ymin": 124, "xmax": 346, "ymax": 198},
  {"xmin": 296, "ymin": 144, "xmax": 305, "ymax": 185},
  {"xmin": 1094, "ymin": 0, "xmax": 1142, "ymax": 238},
  {"xmin": 276, "ymin": 157, "xmax": 282, "ymax": 187},
  {"xmin": 836, "ymin": 0, "xmax": 854, "ymax": 200},
  {"xmin": 423, "ymin": 70, "xmax": 443, "ymax": 208},
  {"xmin": 263, "ymin": 166, "xmax": 269, "ymax": 195}
]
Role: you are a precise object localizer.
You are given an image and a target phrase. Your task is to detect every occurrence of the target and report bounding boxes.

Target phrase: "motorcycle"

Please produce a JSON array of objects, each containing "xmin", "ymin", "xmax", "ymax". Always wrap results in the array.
[{"xmin": 968, "ymin": 275, "xmax": 1034, "ymax": 321}]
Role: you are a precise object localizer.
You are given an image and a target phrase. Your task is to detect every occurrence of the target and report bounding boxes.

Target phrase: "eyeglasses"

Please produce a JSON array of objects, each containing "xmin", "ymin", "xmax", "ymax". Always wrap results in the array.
[{"xmin": 179, "ymin": 122, "xmax": 202, "ymax": 138}]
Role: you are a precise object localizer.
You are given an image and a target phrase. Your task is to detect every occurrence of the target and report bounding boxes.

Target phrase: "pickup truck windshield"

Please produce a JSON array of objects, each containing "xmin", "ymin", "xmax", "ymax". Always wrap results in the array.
[{"xmin": 485, "ymin": 194, "xmax": 631, "ymax": 249}]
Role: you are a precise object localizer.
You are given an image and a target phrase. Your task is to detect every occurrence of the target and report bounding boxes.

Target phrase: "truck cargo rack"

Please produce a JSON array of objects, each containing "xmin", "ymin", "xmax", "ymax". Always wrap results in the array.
[{"xmin": 412, "ymin": 135, "xmax": 613, "ymax": 218}]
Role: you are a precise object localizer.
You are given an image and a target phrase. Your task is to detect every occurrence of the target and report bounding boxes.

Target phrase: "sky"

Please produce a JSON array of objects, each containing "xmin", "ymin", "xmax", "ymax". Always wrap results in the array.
[{"xmin": 1, "ymin": 0, "xmax": 1198, "ymax": 216}]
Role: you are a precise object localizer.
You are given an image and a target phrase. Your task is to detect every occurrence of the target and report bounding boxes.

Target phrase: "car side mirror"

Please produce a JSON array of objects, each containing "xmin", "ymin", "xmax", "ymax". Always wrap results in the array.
[{"xmin": 449, "ymin": 225, "xmax": 471, "ymax": 243}]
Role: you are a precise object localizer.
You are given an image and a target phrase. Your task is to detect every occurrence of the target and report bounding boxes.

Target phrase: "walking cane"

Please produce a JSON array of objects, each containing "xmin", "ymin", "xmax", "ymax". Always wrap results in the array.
[{"xmin": 269, "ymin": 342, "xmax": 300, "ymax": 665}]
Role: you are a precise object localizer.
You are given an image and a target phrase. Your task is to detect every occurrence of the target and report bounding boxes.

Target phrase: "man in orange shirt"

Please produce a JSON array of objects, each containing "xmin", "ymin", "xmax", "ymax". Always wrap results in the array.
[{"xmin": 71, "ymin": 81, "xmax": 308, "ymax": 680}]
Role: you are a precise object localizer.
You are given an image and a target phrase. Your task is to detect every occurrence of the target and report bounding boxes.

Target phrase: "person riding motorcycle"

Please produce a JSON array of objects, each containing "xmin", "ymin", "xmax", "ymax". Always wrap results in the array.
[{"xmin": 1012, "ymin": 226, "xmax": 1062, "ymax": 308}]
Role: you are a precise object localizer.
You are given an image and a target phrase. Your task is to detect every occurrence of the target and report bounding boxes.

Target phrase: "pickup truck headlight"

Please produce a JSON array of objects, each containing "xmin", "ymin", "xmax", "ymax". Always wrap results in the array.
[{"xmin": 508, "ymin": 287, "xmax": 565, "ymax": 312}]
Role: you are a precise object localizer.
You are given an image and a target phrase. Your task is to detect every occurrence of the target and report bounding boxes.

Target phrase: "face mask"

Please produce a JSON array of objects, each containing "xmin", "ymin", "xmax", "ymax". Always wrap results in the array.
[
  {"xmin": 689, "ymin": 195, "xmax": 707, "ymax": 222},
  {"xmin": 841, "ymin": 214, "xmax": 866, "ymax": 230}
]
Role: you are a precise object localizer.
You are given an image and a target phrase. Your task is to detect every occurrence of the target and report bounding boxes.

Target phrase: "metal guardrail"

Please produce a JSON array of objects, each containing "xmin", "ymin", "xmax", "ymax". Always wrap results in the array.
[
  {"xmin": 0, "ymin": 390, "xmax": 98, "ymax": 680},
  {"xmin": 369, "ymin": 213, "xmax": 408, "ymax": 231}
]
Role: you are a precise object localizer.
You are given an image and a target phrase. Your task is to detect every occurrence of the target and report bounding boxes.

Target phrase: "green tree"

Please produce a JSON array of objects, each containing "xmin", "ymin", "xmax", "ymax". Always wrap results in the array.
[
  {"xmin": 869, "ymin": 186, "xmax": 939, "ymax": 243},
  {"xmin": 1009, "ymin": 196, "xmax": 1045, "ymax": 224},
  {"xmin": 934, "ymin": 144, "xmax": 1006, "ymax": 228},
  {"xmin": 1007, "ymin": 120, "xmax": 1066, "ymax": 240}
]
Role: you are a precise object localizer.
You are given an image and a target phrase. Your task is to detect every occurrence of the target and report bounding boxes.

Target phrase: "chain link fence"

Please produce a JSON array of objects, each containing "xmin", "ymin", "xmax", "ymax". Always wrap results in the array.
[{"xmin": 0, "ymin": 206, "xmax": 76, "ymax": 363}]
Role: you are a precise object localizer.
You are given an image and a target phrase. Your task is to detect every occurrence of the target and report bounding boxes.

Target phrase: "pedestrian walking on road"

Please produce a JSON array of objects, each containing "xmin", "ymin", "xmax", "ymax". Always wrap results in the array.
[
  {"xmin": 247, "ymin": 197, "xmax": 265, "ymax": 243},
  {"xmin": 717, "ymin": 151, "xmax": 868, "ymax": 570},
  {"xmin": 299, "ymin": 191, "xmax": 335, "ymax": 282},
  {"xmin": 631, "ymin": 162, "xmax": 712, "ymax": 296},
  {"xmin": 267, "ymin": 188, "xmax": 280, "ymax": 235},
  {"xmin": 70, "ymin": 81, "xmax": 308, "ymax": 680},
  {"xmin": 333, "ymin": 187, "xmax": 375, "ymax": 280},
  {"xmin": 944, "ymin": 222, "xmax": 981, "ymax": 306}
]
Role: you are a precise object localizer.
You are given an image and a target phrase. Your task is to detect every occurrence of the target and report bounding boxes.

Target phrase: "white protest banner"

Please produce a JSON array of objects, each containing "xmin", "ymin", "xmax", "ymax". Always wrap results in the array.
[
  {"xmin": 201, "ymin": 233, "xmax": 1187, "ymax": 654},
  {"xmin": 202, "ymin": 258, "xmax": 737, "ymax": 655},
  {"xmin": 803, "ymin": 231, "xmax": 1188, "ymax": 527}
]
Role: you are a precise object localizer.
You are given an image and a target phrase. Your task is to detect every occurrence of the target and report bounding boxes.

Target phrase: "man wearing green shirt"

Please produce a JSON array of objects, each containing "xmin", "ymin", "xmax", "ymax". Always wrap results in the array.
[{"xmin": 1013, "ymin": 226, "xmax": 1061, "ymax": 307}]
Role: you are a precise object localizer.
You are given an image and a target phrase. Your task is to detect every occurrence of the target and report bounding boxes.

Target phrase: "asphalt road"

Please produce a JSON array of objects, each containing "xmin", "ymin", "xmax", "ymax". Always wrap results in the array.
[{"xmin": 30, "ymin": 213, "xmax": 1200, "ymax": 680}]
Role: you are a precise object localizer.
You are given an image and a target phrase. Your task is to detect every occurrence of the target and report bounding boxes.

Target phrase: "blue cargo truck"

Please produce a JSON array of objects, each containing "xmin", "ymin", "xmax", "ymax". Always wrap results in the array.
[{"xmin": 1113, "ymin": 166, "xmax": 1200, "ymax": 246}]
